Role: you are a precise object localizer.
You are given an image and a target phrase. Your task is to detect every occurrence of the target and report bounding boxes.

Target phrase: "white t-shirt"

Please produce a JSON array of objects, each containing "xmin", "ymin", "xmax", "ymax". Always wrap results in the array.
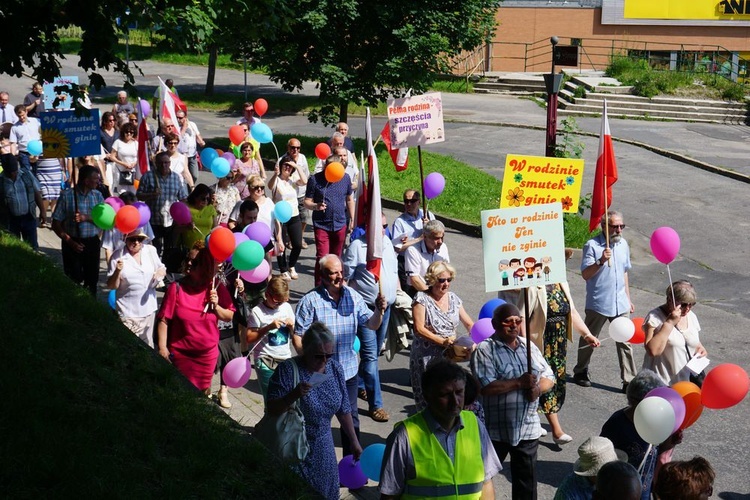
[
  {"xmin": 642, "ymin": 307, "xmax": 702, "ymax": 385},
  {"xmin": 108, "ymin": 245, "xmax": 163, "ymax": 318},
  {"xmin": 247, "ymin": 302, "xmax": 295, "ymax": 360},
  {"xmin": 270, "ymin": 177, "xmax": 300, "ymax": 217}
]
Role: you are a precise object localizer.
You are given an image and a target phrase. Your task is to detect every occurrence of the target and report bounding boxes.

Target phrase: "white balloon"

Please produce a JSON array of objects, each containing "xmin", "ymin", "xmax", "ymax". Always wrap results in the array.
[
  {"xmin": 609, "ymin": 316, "xmax": 635, "ymax": 342},
  {"xmin": 634, "ymin": 396, "xmax": 676, "ymax": 445}
]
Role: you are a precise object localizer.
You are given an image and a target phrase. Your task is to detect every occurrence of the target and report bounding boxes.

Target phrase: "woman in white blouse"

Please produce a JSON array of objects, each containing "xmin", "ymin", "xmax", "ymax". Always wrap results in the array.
[{"xmin": 267, "ymin": 157, "xmax": 308, "ymax": 280}]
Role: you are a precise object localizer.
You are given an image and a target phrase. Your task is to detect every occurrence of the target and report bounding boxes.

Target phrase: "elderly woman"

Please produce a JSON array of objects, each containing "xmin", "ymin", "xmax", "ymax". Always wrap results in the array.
[
  {"xmin": 157, "ymin": 243, "xmax": 235, "ymax": 393},
  {"xmin": 643, "ymin": 280, "xmax": 706, "ymax": 385},
  {"xmin": 267, "ymin": 322, "xmax": 361, "ymax": 500},
  {"xmin": 268, "ymin": 157, "xmax": 308, "ymax": 280},
  {"xmin": 410, "ymin": 261, "xmax": 474, "ymax": 410},
  {"xmin": 107, "ymin": 228, "xmax": 166, "ymax": 348},
  {"xmin": 601, "ymin": 369, "xmax": 683, "ymax": 500},
  {"xmin": 233, "ymin": 141, "xmax": 265, "ymax": 199},
  {"xmin": 179, "ymin": 184, "xmax": 218, "ymax": 249}
]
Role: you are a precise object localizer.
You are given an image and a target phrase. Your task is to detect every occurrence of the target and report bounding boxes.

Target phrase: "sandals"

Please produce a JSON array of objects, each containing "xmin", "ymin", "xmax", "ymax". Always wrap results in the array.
[
  {"xmin": 357, "ymin": 389, "xmax": 368, "ymax": 401},
  {"xmin": 370, "ymin": 408, "xmax": 390, "ymax": 422}
]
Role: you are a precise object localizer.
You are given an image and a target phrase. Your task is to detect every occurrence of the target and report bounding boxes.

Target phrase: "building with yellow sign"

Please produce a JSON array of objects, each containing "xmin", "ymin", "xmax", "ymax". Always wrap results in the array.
[{"xmin": 486, "ymin": 0, "xmax": 749, "ymax": 82}]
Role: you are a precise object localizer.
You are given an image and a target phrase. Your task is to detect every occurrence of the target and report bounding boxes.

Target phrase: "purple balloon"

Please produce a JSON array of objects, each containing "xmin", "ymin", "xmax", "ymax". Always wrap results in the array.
[
  {"xmin": 222, "ymin": 151, "xmax": 237, "ymax": 163},
  {"xmin": 338, "ymin": 455, "xmax": 368, "ymax": 490},
  {"xmin": 139, "ymin": 99, "xmax": 150, "ymax": 117},
  {"xmin": 470, "ymin": 318, "xmax": 495, "ymax": 344},
  {"xmin": 243, "ymin": 221, "xmax": 272, "ymax": 247},
  {"xmin": 133, "ymin": 201, "xmax": 151, "ymax": 228},
  {"xmin": 222, "ymin": 357, "xmax": 252, "ymax": 388},
  {"xmin": 239, "ymin": 259, "xmax": 270, "ymax": 283},
  {"xmin": 233, "ymin": 232, "xmax": 249, "ymax": 247},
  {"xmin": 169, "ymin": 201, "xmax": 192, "ymax": 226},
  {"xmin": 424, "ymin": 172, "xmax": 445, "ymax": 199},
  {"xmin": 646, "ymin": 387, "xmax": 686, "ymax": 433},
  {"xmin": 105, "ymin": 196, "xmax": 125, "ymax": 211}
]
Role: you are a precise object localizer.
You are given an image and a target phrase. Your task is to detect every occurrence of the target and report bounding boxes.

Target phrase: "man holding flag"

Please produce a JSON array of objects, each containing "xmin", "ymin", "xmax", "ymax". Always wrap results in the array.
[{"xmin": 573, "ymin": 101, "xmax": 637, "ymax": 392}]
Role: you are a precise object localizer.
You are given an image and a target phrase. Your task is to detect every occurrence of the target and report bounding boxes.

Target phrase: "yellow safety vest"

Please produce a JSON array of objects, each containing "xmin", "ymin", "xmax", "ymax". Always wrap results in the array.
[{"xmin": 401, "ymin": 410, "xmax": 485, "ymax": 499}]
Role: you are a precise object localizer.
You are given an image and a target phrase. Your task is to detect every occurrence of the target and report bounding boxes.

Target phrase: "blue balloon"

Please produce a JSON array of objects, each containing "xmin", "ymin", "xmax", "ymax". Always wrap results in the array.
[
  {"xmin": 108, "ymin": 289, "xmax": 117, "ymax": 310},
  {"xmin": 479, "ymin": 298, "xmax": 506, "ymax": 320},
  {"xmin": 28, "ymin": 139, "xmax": 43, "ymax": 156},
  {"xmin": 200, "ymin": 148, "xmax": 219, "ymax": 169},
  {"xmin": 353, "ymin": 336, "xmax": 360, "ymax": 353},
  {"xmin": 360, "ymin": 443, "xmax": 386, "ymax": 482},
  {"xmin": 274, "ymin": 200, "xmax": 293, "ymax": 223},
  {"xmin": 250, "ymin": 122, "xmax": 273, "ymax": 144},
  {"xmin": 211, "ymin": 157, "xmax": 231, "ymax": 178}
]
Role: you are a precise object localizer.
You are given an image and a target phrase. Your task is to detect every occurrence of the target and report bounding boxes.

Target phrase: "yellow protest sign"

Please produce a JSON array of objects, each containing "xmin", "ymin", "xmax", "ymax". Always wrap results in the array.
[
  {"xmin": 624, "ymin": 0, "xmax": 750, "ymax": 20},
  {"xmin": 500, "ymin": 154, "xmax": 585, "ymax": 213}
]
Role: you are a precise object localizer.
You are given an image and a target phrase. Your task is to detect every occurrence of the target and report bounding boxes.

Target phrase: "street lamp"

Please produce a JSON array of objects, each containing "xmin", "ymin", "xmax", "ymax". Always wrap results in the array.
[{"xmin": 544, "ymin": 36, "xmax": 563, "ymax": 157}]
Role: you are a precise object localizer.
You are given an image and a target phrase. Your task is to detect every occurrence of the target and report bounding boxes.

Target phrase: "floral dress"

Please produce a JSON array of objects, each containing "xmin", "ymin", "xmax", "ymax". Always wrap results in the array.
[
  {"xmin": 267, "ymin": 357, "xmax": 351, "ymax": 500},
  {"xmin": 539, "ymin": 283, "xmax": 570, "ymax": 414},
  {"xmin": 410, "ymin": 291, "xmax": 462, "ymax": 411},
  {"xmin": 213, "ymin": 184, "xmax": 240, "ymax": 225}
]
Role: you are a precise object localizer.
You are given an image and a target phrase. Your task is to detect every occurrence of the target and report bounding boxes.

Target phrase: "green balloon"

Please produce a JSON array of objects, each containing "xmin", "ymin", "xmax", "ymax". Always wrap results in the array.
[
  {"xmin": 92, "ymin": 203, "xmax": 116, "ymax": 230},
  {"xmin": 232, "ymin": 145, "xmax": 241, "ymax": 158},
  {"xmin": 232, "ymin": 240, "xmax": 264, "ymax": 271}
]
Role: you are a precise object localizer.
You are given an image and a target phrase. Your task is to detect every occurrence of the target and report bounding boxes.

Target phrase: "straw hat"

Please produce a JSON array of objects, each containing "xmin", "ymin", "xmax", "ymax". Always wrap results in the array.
[
  {"xmin": 125, "ymin": 228, "xmax": 149, "ymax": 242},
  {"xmin": 573, "ymin": 436, "xmax": 628, "ymax": 476}
]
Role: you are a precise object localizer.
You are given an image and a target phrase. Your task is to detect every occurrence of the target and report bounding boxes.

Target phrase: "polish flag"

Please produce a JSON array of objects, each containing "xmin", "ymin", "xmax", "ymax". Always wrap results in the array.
[
  {"xmin": 365, "ymin": 108, "xmax": 383, "ymax": 280},
  {"xmin": 137, "ymin": 100, "xmax": 150, "ymax": 175},
  {"xmin": 158, "ymin": 77, "xmax": 186, "ymax": 136},
  {"xmin": 589, "ymin": 100, "xmax": 618, "ymax": 232},
  {"xmin": 380, "ymin": 122, "xmax": 409, "ymax": 172}
]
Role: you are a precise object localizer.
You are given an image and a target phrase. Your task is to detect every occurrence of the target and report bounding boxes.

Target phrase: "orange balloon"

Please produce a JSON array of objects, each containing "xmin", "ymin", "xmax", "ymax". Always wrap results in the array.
[
  {"xmin": 115, "ymin": 205, "xmax": 140, "ymax": 234},
  {"xmin": 133, "ymin": 178, "xmax": 140, "ymax": 190},
  {"xmin": 324, "ymin": 161, "xmax": 345, "ymax": 183},
  {"xmin": 672, "ymin": 381, "xmax": 703, "ymax": 429},
  {"xmin": 208, "ymin": 226, "xmax": 235, "ymax": 261},
  {"xmin": 631, "ymin": 317, "xmax": 645, "ymax": 344},
  {"xmin": 254, "ymin": 98, "xmax": 268, "ymax": 117},
  {"xmin": 228, "ymin": 125, "xmax": 245, "ymax": 145}
]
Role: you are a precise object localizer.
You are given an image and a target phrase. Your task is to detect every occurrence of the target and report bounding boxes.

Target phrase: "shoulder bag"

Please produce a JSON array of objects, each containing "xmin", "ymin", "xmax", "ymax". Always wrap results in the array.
[
  {"xmin": 253, "ymin": 359, "xmax": 310, "ymax": 462},
  {"xmin": 679, "ymin": 326, "xmax": 706, "ymax": 387}
]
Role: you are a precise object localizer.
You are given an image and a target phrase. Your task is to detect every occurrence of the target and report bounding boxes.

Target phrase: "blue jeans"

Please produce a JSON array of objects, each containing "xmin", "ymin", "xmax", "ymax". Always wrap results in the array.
[
  {"xmin": 8, "ymin": 212, "xmax": 38, "ymax": 250},
  {"xmin": 357, "ymin": 305, "xmax": 391, "ymax": 411}
]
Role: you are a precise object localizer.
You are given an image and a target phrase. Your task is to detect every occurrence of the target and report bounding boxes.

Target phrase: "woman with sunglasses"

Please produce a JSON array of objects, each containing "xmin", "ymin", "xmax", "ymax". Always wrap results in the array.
[
  {"xmin": 268, "ymin": 158, "xmax": 308, "ymax": 280},
  {"xmin": 164, "ymin": 132, "xmax": 194, "ymax": 191},
  {"xmin": 267, "ymin": 322, "xmax": 362, "ymax": 499},
  {"xmin": 410, "ymin": 260, "xmax": 474, "ymax": 410},
  {"xmin": 110, "ymin": 122, "xmax": 139, "ymax": 194},
  {"xmin": 179, "ymin": 183, "xmax": 218, "ymax": 249},
  {"xmin": 643, "ymin": 280, "xmax": 706, "ymax": 385},
  {"xmin": 232, "ymin": 141, "xmax": 264, "ymax": 199},
  {"xmin": 107, "ymin": 227, "xmax": 166, "ymax": 348}
]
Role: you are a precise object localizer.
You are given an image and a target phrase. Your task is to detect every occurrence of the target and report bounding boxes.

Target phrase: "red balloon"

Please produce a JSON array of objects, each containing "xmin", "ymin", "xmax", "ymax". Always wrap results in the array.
[
  {"xmin": 701, "ymin": 363, "xmax": 750, "ymax": 409},
  {"xmin": 315, "ymin": 142, "xmax": 331, "ymax": 160},
  {"xmin": 254, "ymin": 98, "xmax": 268, "ymax": 117},
  {"xmin": 208, "ymin": 226, "xmax": 236, "ymax": 262},
  {"xmin": 631, "ymin": 317, "xmax": 646, "ymax": 344},
  {"xmin": 114, "ymin": 205, "xmax": 140, "ymax": 234},
  {"xmin": 228, "ymin": 125, "xmax": 245, "ymax": 145},
  {"xmin": 325, "ymin": 161, "xmax": 345, "ymax": 183}
]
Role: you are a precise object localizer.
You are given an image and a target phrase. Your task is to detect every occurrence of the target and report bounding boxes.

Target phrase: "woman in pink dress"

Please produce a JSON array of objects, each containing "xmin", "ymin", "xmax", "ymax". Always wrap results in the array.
[{"xmin": 156, "ymin": 242, "xmax": 235, "ymax": 392}]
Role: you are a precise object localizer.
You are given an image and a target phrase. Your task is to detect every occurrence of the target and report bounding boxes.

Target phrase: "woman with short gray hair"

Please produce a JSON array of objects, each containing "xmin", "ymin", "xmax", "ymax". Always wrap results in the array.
[{"xmin": 642, "ymin": 280, "xmax": 707, "ymax": 385}]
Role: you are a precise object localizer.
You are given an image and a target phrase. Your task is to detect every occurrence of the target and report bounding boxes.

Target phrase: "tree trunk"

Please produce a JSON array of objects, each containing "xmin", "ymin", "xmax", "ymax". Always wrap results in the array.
[
  {"xmin": 205, "ymin": 45, "xmax": 218, "ymax": 96},
  {"xmin": 338, "ymin": 99, "xmax": 349, "ymax": 124}
]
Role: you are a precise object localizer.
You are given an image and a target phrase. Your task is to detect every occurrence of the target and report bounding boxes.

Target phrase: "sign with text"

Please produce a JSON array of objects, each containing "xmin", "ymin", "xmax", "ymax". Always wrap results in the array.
[
  {"xmin": 386, "ymin": 93, "xmax": 445, "ymax": 149},
  {"xmin": 624, "ymin": 0, "xmax": 750, "ymax": 19},
  {"xmin": 40, "ymin": 109, "xmax": 101, "ymax": 158},
  {"xmin": 500, "ymin": 154, "xmax": 585, "ymax": 213},
  {"xmin": 43, "ymin": 76, "xmax": 79, "ymax": 110},
  {"xmin": 481, "ymin": 204, "xmax": 566, "ymax": 293}
]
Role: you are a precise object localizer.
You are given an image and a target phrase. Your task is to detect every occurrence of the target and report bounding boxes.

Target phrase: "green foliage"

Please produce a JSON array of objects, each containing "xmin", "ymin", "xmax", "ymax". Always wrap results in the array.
[{"xmin": 554, "ymin": 118, "xmax": 585, "ymax": 159}]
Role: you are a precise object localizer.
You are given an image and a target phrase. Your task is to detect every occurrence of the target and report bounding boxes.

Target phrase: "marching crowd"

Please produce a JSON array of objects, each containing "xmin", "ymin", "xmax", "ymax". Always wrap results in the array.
[{"xmin": 0, "ymin": 84, "xmax": 717, "ymax": 500}]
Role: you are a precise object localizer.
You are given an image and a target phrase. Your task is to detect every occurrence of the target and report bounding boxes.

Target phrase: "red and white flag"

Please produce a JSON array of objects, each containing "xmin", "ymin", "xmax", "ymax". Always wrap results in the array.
[
  {"xmin": 354, "ymin": 151, "xmax": 368, "ymax": 228},
  {"xmin": 365, "ymin": 108, "xmax": 383, "ymax": 280},
  {"xmin": 379, "ymin": 122, "xmax": 409, "ymax": 172},
  {"xmin": 158, "ymin": 77, "xmax": 186, "ymax": 136},
  {"xmin": 137, "ymin": 100, "xmax": 150, "ymax": 175},
  {"xmin": 589, "ymin": 99, "xmax": 618, "ymax": 232}
]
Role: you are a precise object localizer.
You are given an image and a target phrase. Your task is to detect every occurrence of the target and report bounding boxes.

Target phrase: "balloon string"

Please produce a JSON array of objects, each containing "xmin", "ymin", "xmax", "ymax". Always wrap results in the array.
[
  {"xmin": 578, "ymin": 336, "xmax": 610, "ymax": 350},
  {"xmin": 667, "ymin": 264, "xmax": 675, "ymax": 305},
  {"xmin": 271, "ymin": 141, "xmax": 280, "ymax": 167},
  {"xmin": 637, "ymin": 444, "xmax": 652, "ymax": 475}
]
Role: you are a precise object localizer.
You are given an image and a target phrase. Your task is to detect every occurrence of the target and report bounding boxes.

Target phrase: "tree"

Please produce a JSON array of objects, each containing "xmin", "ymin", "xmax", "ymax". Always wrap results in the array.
[{"xmin": 252, "ymin": 0, "xmax": 501, "ymax": 124}]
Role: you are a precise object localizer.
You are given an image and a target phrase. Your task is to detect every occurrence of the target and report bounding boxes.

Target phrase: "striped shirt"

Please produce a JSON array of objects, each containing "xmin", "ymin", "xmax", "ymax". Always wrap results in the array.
[
  {"xmin": 471, "ymin": 336, "xmax": 553, "ymax": 446},
  {"xmin": 52, "ymin": 187, "xmax": 104, "ymax": 238},
  {"xmin": 295, "ymin": 285, "xmax": 372, "ymax": 380}
]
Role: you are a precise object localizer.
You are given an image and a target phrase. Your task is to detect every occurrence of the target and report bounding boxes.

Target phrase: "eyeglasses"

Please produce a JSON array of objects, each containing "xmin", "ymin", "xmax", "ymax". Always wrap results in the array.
[
  {"xmin": 502, "ymin": 318, "xmax": 523, "ymax": 326},
  {"xmin": 251, "ymin": 185, "xmax": 264, "ymax": 191},
  {"xmin": 404, "ymin": 198, "xmax": 420, "ymax": 204},
  {"xmin": 126, "ymin": 238, "xmax": 144, "ymax": 244},
  {"xmin": 167, "ymin": 141, "xmax": 179, "ymax": 145},
  {"xmin": 313, "ymin": 353, "xmax": 334, "ymax": 361},
  {"xmin": 124, "ymin": 131, "xmax": 134, "ymax": 135},
  {"xmin": 288, "ymin": 145, "xmax": 301, "ymax": 150},
  {"xmin": 437, "ymin": 277, "xmax": 453, "ymax": 284},
  {"xmin": 609, "ymin": 224, "xmax": 626, "ymax": 230},
  {"xmin": 680, "ymin": 302, "xmax": 696, "ymax": 308}
]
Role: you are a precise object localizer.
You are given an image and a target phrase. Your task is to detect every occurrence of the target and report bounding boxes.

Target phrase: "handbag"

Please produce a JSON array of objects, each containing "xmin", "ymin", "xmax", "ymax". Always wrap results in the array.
[
  {"xmin": 118, "ymin": 168, "xmax": 134, "ymax": 185},
  {"xmin": 681, "ymin": 330, "xmax": 706, "ymax": 387},
  {"xmin": 253, "ymin": 359, "xmax": 310, "ymax": 462}
]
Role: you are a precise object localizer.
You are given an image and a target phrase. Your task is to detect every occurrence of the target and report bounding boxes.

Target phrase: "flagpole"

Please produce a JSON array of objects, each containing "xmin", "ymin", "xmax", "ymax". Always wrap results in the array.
[
  {"xmin": 524, "ymin": 288, "xmax": 531, "ymax": 374},
  {"xmin": 602, "ymin": 100, "xmax": 611, "ymax": 266},
  {"xmin": 418, "ymin": 146, "xmax": 426, "ymax": 214}
]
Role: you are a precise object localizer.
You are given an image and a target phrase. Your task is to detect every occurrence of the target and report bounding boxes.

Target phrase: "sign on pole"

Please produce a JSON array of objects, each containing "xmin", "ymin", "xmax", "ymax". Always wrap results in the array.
[
  {"xmin": 43, "ymin": 76, "xmax": 79, "ymax": 110},
  {"xmin": 40, "ymin": 109, "xmax": 101, "ymax": 158},
  {"xmin": 481, "ymin": 203, "xmax": 566, "ymax": 293},
  {"xmin": 386, "ymin": 92, "xmax": 445, "ymax": 149},
  {"xmin": 500, "ymin": 154, "xmax": 585, "ymax": 213}
]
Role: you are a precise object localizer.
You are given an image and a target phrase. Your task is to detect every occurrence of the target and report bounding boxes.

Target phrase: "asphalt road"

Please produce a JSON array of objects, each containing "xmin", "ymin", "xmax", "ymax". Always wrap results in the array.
[{"xmin": 4, "ymin": 59, "xmax": 750, "ymax": 499}]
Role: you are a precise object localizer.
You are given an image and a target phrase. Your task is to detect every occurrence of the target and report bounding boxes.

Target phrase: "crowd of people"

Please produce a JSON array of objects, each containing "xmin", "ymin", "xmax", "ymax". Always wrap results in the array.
[{"xmin": 0, "ymin": 84, "xmax": 719, "ymax": 500}]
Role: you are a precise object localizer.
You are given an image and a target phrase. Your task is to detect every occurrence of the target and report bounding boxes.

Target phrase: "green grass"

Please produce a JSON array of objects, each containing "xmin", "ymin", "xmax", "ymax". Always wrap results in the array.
[{"xmin": 0, "ymin": 234, "xmax": 314, "ymax": 498}]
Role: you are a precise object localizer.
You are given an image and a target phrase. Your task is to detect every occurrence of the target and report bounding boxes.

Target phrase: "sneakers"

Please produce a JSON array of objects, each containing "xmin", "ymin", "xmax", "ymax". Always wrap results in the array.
[
  {"xmin": 218, "ymin": 387, "xmax": 232, "ymax": 409},
  {"xmin": 553, "ymin": 433, "xmax": 573, "ymax": 445},
  {"xmin": 280, "ymin": 272, "xmax": 292, "ymax": 281},
  {"xmin": 370, "ymin": 408, "xmax": 390, "ymax": 422},
  {"xmin": 573, "ymin": 372, "xmax": 592, "ymax": 387},
  {"xmin": 289, "ymin": 267, "xmax": 298, "ymax": 280}
]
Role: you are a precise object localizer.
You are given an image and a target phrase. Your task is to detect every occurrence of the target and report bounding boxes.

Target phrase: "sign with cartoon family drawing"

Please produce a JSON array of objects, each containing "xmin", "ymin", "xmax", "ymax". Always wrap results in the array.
[
  {"xmin": 500, "ymin": 154, "xmax": 585, "ymax": 213},
  {"xmin": 386, "ymin": 92, "xmax": 445, "ymax": 149},
  {"xmin": 481, "ymin": 203, "xmax": 566, "ymax": 293}
]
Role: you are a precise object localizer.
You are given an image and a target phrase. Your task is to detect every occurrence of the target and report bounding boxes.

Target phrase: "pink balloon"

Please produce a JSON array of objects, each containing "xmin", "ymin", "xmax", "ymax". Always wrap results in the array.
[
  {"xmin": 243, "ymin": 221, "xmax": 272, "ymax": 247},
  {"xmin": 650, "ymin": 226, "xmax": 680, "ymax": 265},
  {"xmin": 239, "ymin": 259, "xmax": 270, "ymax": 283},
  {"xmin": 338, "ymin": 455, "xmax": 368, "ymax": 490},
  {"xmin": 646, "ymin": 387, "xmax": 686, "ymax": 433},
  {"xmin": 169, "ymin": 201, "xmax": 192, "ymax": 226},
  {"xmin": 470, "ymin": 318, "xmax": 495, "ymax": 344},
  {"xmin": 105, "ymin": 196, "xmax": 125, "ymax": 211},
  {"xmin": 222, "ymin": 151, "xmax": 236, "ymax": 163},
  {"xmin": 222, "ymin": 357, "xmax": 252, "ymax": 388},
  {"xmin": 424, "ymin": 172, "xmax": 445, "ymax": 200}
]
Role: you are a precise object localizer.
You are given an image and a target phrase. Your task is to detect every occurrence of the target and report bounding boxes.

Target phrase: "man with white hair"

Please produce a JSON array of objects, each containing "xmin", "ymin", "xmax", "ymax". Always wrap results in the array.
[
  {"xmin": 404, "ymin": 219, "xmax": 449, "ymax": 294},
  {"xmin": 112, "ymin": 91, "xmax": 135, "ymax": 126},
  {"xmin": 0, "ymin": 92, "xmax": 18, "ymax": 124},
  {"xmin": 326, "ymin": 121, "xmax": 354, "ymax": 152}
]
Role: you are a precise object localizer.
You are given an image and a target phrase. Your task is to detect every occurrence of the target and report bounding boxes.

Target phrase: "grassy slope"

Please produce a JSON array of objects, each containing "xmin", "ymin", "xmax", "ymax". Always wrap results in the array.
[{"xmin": 0, "ymin": 234, "xmax": 314, "ymax": 498}]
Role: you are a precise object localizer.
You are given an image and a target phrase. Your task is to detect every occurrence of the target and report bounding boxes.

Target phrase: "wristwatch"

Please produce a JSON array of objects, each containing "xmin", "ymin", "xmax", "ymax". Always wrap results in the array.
[{"xmin": 597, "ymin": 257, "xmax": 604, "ymax": 266}]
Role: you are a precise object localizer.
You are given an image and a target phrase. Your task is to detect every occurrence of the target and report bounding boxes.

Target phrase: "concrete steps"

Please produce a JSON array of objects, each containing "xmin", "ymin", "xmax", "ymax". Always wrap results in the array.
[{"xmin": 474, "ymin": 76, "xmax": 546, "ymax": 95}]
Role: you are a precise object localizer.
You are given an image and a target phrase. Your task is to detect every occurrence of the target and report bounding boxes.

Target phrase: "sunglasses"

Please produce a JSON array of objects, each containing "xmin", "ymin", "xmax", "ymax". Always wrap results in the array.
[
  {"xmin": 313, "ymin": 353, "xmax": 334, "ymax": 361},
  {"xmin": 404, "ymin": 198, "xmax": 420, "ymax": 204},
  {"xmin": 167, "ymin": 141, "xmax": 179, "ymax": 145},
  {"xmin": 680, "ymin": 302, "xmax": 696, "ymax": 308},
  {"xmin": 437, "ymin": 277, "xmax": 453, "ymax": 284},
  {"xmin": 502, "ymin": 318, "xmax": 523, "ymax": 326},
  {"xmin": 608, "ymin": 224, "xmax": 626, "ymax": 230},
  {"xmin": 251, "ymin": 185, "xmax": 264, "ymax": 191},
  {"xmin": 126, "ymin": 238, "xmax": 145, "ymax": 244},
  {"xmin": 288, "ymin": 145, "xmax": 301, "ymax": 150}
]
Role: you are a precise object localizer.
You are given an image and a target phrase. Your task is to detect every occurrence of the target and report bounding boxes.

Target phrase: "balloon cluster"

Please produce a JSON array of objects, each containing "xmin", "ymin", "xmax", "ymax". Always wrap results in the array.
[
  {"xmin": 92, "ymin": 197, "xmax": 151, "ymax": 234},
  {"xmin": 469, "ymin": 298, "xmax": 506, "ymax": 343},
  {"xmin": 337, "ymin": 443, "xmax": 386, "ymax": 488}
]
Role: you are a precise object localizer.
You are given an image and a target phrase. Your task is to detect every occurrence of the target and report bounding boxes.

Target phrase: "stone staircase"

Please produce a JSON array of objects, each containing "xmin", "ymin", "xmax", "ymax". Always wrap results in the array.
[{"xmin": 474, "ymin": 74, "xmax": 547, "ymax": 95}]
